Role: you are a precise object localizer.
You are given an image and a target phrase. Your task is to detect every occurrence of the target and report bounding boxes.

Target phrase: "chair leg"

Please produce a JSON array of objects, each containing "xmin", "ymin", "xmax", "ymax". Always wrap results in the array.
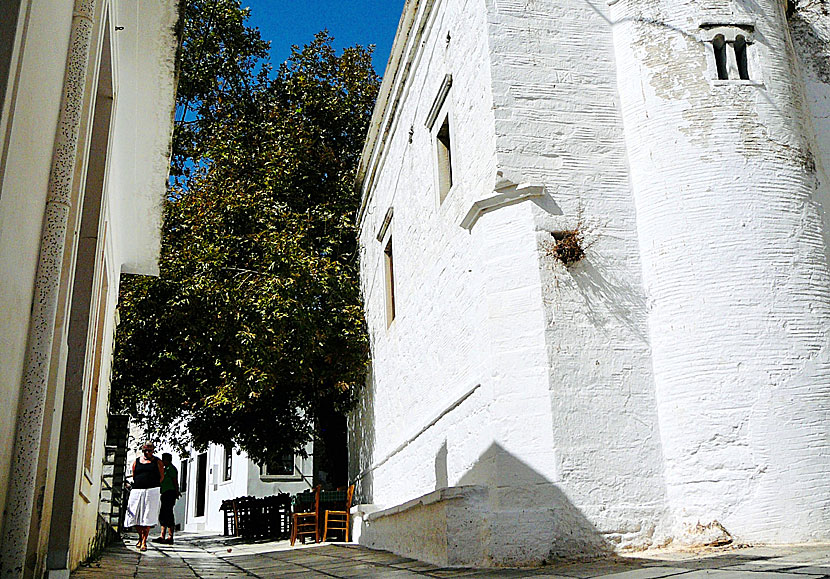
[
  {"xmin": 323, "ymin": 511, "xmax": 329, "ymax": 542},
  {"xmin": 345, "ymin": 514, "xmax": 350, "ymax": 543},
  {"xmin": 290, "ymin": 515, "xmax": 297, "ymax": 546}
]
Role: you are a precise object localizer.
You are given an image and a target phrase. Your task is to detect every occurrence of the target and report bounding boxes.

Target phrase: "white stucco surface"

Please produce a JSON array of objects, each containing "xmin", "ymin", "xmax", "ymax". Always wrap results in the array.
[
  {"xmin": 610, "ymin": 0, "xmax": 830, "ymax": 543},
  {"xmin": 353, "ymin": 0, "xmax": 830, "ymax": 566}
]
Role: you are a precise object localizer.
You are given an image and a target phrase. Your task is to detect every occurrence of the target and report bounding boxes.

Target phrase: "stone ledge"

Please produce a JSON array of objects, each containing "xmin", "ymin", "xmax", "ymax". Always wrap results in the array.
[
  {"xmin": 357, "ymin": 486, "xmax": 488, "ymax": 567},
  {"xmin": 365, "ymin": 485, "xmax": 487, "ymax": 521}
]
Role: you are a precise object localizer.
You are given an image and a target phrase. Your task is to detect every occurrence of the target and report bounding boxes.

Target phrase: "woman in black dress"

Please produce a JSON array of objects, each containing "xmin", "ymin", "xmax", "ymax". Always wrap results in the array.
[{"xmin": 124, "ymin": 442, "xmax": 164, "ymax": 551}]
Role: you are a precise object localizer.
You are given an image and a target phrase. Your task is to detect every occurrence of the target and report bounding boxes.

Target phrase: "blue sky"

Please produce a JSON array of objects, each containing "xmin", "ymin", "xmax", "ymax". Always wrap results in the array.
[{"xmin": 241, "ymin": 0, "xmax": 405, "ymax": 75}]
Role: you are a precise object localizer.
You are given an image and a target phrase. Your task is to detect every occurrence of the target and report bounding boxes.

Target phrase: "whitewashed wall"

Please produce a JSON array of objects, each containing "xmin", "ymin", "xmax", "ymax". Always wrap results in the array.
[
  {"xmin": 0, "ymin": 0, "xmax": 177, "ymax": 572},
  {"xmin": 357, "ymin": 0, "xmax": 500, "ymax": 513},
  {"xmin": 611, "ymin": 0, "xmax": 830, "ymax": 543},
  {"xmin": 484, "ymin": 0, "xmax": 669, "ymax": 551},
  {"xmin": 0, "ymin": 0, "xmax": 76, "ymax": 533},
  {"xmin": 355, "ymin": 0, "xmax": 830, "ymax": 564}
]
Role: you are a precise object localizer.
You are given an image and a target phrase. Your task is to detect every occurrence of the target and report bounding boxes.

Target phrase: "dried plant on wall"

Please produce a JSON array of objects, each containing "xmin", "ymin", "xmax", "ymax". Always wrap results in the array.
[{"xmin": 546, "ymin": 229, "xmax": 586, "ymax": 267}]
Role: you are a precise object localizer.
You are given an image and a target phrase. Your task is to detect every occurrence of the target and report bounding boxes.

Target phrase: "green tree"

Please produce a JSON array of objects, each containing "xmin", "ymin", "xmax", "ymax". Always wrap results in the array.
[
  {"xmin": 171, "ymin": 0, "xmax": 270, "ymax": 183},
  {"xmin": 112, "ymin": 0, "xmax": 378, "ymax": 470}
]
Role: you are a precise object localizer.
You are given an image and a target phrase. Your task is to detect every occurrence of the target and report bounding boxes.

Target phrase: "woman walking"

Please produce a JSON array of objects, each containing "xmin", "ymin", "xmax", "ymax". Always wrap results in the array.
[{"xmin": 124, "ymin": 441, "xmax": 164, "ymax": 551}]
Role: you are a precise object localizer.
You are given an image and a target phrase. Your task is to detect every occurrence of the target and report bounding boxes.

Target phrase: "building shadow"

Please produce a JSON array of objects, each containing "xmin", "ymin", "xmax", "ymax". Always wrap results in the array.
[
  {"xmin": 355, "ymin": 441, "xmax": 614, "ymax": 567},
  {"xmin": 348, "ymin": 364, "xmax": 376, "ymax": 505},
  {"xmin": 455, "ymin": 442, "xmax": 613, "ymax": 563}
]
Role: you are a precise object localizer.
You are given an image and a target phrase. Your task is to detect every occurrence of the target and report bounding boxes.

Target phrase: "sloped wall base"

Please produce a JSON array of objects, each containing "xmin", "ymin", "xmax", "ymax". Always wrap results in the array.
[{"xmin": 357, "ymin": 485, "xmax": 611, "ymax": 567}]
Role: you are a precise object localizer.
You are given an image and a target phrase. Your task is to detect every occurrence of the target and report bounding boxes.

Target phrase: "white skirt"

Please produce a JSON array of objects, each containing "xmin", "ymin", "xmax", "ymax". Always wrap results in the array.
[{"xmin": 124, "ymin": 487, "xmax": 161, "ymax": 527}]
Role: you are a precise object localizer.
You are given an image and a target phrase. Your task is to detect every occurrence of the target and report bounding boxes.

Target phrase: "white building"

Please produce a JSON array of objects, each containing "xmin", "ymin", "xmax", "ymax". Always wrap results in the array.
[
  {"xmin": 352, "ymin": 0, "xmax": 830, "ymax": 567},
  {"xmin": 179, "ymin": 444, "xmax": 313, "ymax": 534},
  {"xmin": 0, "ymin": 0, "xmax": 178, "ymax": 576}
]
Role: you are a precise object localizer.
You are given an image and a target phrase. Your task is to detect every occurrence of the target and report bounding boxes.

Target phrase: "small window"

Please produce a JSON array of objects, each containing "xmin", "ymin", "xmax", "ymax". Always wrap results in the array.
[
  {"xmin": 384, "ymin": 237, "xmax": 396, "ymax": 325},
  {"xmin": 223, "ymin": 445, "xmax": 233, "ymax": 481},
  {"xmin": 705, "ymin": 27, "xmax": 753, "ymax": 82},
  {"xmin": 260, "ymin": 452, "xmax": 296, "ymax": 477},
  {"xmin": 713, "ymin": 35, "xmax": 728, "ymax": 80},
  {"xmin": 436, "ymin": 115, "xmax": 453, "ymax": 202}
]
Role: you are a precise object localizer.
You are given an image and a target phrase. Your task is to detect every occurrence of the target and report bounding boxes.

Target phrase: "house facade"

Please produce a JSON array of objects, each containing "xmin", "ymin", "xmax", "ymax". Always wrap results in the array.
[
  {"xmin": 0, "ymin": 0, "xmax": 178, "ymax": 576},
  {"xmin": 352, "ymin": 0, "xmax": 830, "ymax": 567},
  {"xmin": 179, "ymin": 444, "xmax": 314, "ymax": 534}
]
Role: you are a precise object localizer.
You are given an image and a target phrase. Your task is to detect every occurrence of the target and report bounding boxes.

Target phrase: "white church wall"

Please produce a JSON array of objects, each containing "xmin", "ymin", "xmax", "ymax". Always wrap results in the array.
[
  {"xmin": 483, "ymin": 0, "xmax": 669, "ymax": 550},
  {"xmin": 356, "ymin": 0, "xmax": 506, "ymax": 513},
  {"xmin": 356, "ymin": 0, "xmax": 830, "ymax": 564},
  {"xmin": 355, "ymin": 0, "xmax": 617, "ymax": 564},
  {"xmin": 610, "ymin": 0, "xmax": 830, "ymax": 543}
]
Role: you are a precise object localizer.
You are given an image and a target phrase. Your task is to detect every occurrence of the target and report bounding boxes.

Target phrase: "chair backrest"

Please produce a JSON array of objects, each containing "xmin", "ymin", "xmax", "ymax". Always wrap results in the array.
[
  {"xmin": 320, "ymin": 484, "xmax": 354, "ymax": 511},
  {"xmin": 293, "ymin": 485, "xmax": 320, "ymax": 514}
]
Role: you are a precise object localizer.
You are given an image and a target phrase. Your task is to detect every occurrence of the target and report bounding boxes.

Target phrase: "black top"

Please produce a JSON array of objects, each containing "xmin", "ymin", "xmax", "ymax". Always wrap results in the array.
[{"xmin": 133, "ymin": 456, "xmax": 161, "ymax": 489}]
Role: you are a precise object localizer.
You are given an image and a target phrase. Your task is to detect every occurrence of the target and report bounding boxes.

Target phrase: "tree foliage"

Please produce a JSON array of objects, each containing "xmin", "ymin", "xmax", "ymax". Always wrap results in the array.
[{"xmin": 112, "ymin": 0, "xmax": 378, "ymax": 467}]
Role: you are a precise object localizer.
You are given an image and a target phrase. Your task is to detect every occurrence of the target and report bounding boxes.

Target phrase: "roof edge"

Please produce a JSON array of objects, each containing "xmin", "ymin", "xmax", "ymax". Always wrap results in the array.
[{"xmin": 356, "ymin": 0, "xmax": 435, "ymax": 231}]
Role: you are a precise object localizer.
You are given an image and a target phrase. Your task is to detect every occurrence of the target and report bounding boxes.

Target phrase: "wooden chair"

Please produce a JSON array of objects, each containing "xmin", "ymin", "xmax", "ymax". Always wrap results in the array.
[
  {"xmin": 322, "ymin": 484, "xmax": 355, "ymax": 542},
  {"xmin": 290, "ymin": 485, "xmax": 321, "ymax": 545}
]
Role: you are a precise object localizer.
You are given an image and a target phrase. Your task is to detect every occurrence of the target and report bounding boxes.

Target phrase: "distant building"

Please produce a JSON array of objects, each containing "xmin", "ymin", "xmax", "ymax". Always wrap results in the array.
[
  {"xmin": 0, "ymin": 0, "xmax": 178, "ymax": 576},
  {"xmin": 352, "ymin": 0, "xmax": 830, "ymax": 567},
  {"xmin": 179, "ymin": 443, "xmax": 313, "ymax": 534}
]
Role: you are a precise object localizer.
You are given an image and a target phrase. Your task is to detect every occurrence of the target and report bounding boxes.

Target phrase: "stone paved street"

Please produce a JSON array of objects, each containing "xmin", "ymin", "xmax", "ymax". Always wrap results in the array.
[{"xmin": 69, "ymin": 534, "xmax": 830, "ymax": 578}]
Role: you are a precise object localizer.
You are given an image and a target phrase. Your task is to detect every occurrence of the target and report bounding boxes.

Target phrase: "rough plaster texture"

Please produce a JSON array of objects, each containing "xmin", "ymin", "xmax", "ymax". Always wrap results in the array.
[
  {"xmin": 484, "ymin": 0, "xmax": 669, "ymax": 550},
  {"xmin": 354, "ymin": 0, "xmax": 830, "ymax": 566},
  {"xmin": 359, "ymin": 486, "xmax": 489, "ymax": 567},
  {"xmin": 610, "ymin": 0, "xmax": 830, "ymax": 543}
]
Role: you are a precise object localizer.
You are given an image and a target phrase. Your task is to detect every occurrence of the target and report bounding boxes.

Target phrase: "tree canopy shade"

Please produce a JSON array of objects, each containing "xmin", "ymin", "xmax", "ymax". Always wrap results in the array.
[{"xmin": 111, "ymin": 0, "xmax": 378, "ymax": 468}]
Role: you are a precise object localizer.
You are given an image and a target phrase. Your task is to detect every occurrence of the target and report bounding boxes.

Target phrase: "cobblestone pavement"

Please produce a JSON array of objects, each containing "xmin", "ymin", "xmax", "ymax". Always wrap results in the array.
[{"xmin": 71, "ymin": 533, "xmax": 830, "ymax": 578}]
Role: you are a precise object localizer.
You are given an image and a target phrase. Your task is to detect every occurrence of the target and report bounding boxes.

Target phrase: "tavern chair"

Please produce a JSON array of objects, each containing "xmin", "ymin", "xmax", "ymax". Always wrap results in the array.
[
  {"xmin": 290, "ymin": 485, "xmax": 321, "ymax": 546},
  {"xmin": 322, "ymin": 484, "xmax": 355, "ymax": 542}
]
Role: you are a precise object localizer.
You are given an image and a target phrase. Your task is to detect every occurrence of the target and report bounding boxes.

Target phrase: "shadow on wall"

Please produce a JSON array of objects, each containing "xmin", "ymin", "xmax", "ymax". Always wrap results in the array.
[
  {"xmin": 457, "ymin": 442, "xmax": 612, "ymax": 562},
  {"xmin": 360, "ymin": 442, "xmax": 611, "ymax": 566},
  {"xmin": 348, "ymin": 364, "xmax": 376, "ymax": 505},
  {"xmin": 568, "ymin": 258, "xmax": 650, "ymax": 343},
  {"xmin": 435, "ymin": 440, "xmax": 448, "ymax": 491}
]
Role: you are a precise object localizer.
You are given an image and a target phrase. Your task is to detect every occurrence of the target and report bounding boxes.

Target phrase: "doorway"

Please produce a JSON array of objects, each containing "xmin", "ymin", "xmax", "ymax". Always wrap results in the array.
[{"xmin": 195, "ymin": 453, "xmax": 207, "ymax": 518}]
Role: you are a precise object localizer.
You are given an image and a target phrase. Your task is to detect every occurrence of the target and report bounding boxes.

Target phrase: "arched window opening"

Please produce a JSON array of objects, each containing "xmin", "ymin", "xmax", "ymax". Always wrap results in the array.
[
  {"xmin": 734, "ymin": 35, "xmax": 750, "ymax": 80},
  {"xmin": 713, "ymin": 35, "xmax": 728, "ymax": 80}
]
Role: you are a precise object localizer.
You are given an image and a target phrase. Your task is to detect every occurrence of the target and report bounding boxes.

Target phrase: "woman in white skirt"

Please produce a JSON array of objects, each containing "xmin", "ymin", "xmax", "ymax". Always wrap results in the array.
[{"xmin": 124, "ymin": 441, "xmax": 164, "ymax": 550}]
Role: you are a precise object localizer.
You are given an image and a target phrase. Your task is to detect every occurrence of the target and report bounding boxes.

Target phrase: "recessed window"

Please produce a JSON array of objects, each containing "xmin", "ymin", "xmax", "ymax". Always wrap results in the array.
[
  {"xmin": 713, "ymin": 35, "xmax": 728, "ymax": 80},
  {"xmin": 704, "ymin": 26, "xmax": 754, "ymax": 81},
  {"xmin": 734, "ymin": 35, "xmax": 750, "ymax": 80},
  {"xmin": 384, "ymin": 237, "xmax": 396, "ymax": 325},
  {"xmin": 436, "ymin": 115, "xmax": 453, "ymax": 203},
  {"xmin": 180, "ymin": 460, "xmax": 188, "ymax": 492}
]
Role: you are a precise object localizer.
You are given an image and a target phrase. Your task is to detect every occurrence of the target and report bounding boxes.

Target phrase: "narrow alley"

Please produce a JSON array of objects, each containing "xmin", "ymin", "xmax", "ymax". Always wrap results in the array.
[{"xmin": 70, "ymin": 534, "xmax": 830, "ymax": 578}]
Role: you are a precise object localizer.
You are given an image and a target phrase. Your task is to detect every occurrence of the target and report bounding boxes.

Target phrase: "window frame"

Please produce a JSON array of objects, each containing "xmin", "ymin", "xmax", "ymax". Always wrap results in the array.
[
  {"xmin": 425, "ymin": 74, "xmax": 457, "ymax": 207},
  {"xmin": 384, "ymin": 235, "xmax": 396, "ymax": 326},
  {"xmin": 259, "ymin": 452, "xmax": 304, "ymax": 482},
  {"xmin": 435, "ymin": 113, "xmax": 454, "ymax": 204},
  {"xmin": 701, "ymin": 24, "xmax": 761, "ymax": 85}
]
